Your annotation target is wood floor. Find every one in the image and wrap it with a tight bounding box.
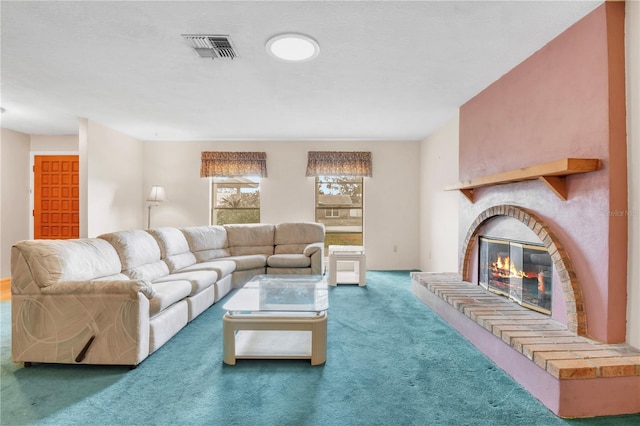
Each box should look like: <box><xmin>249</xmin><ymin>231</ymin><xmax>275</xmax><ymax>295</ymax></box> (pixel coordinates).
<box><xmin>0</xmin><ymin>278</ymin><xmax>11</xmax><ymax>301</ymax></box>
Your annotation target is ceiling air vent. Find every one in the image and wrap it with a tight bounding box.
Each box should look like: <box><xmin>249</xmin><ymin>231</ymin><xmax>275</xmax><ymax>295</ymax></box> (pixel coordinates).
<box><xmin>182</xmin><ymin>35</ymin><xmax>237</xmax><ymax>60</ymax></box>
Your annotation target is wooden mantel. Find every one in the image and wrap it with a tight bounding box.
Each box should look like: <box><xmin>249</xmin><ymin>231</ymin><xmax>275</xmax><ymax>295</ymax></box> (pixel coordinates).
<box><xmin>445</xmin><ymin>158</ymin><xmax>601</xmax><ymax>203</ymax></box>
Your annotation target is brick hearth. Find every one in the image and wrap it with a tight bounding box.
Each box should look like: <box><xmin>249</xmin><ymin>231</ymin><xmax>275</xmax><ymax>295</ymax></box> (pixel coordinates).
<box><xmin>411</xmin><ymin>272</ymin><xmax>640</xmax><ymax>417</ymax></box>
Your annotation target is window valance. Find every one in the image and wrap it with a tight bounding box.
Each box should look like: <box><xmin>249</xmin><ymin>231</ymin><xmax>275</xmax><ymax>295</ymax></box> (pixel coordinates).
<box><xmin>305</xmin><ymin>151</ymin><xmax>372</xmax><ymax>177</ymax></box>
<box><xmin>200</xmin><ymin>151</ymin><xmax>267</xmax><ymax>178</ymax></box>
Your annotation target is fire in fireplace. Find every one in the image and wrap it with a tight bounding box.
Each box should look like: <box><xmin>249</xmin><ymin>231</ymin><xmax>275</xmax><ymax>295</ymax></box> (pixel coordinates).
<box><xmin>478</xmin><ymin>236</ymin><xmax>553</xmax><ymax>314</ymax></box>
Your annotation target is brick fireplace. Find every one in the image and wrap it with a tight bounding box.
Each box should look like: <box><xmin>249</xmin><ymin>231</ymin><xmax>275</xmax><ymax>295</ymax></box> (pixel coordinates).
<box><xmin>413</xmin><ymin>2</ymin><xmax>639</xmax><ymax>418</ymax></box>
<box><xmin>455</xmin><ymin>1</ymin><xmax>628</xmax><ymax>345</ymax></box>
<box><xmin>459</xmin><ymin>205</ymin><xmax>585</xmax><ymax>335</ymax></box>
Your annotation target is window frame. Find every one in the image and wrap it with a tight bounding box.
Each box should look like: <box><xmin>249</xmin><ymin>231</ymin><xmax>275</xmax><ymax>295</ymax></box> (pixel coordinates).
<box><xmin>314</xmin><ymin>176</ymin><xmax>364</xmax><ymax>249</ymax></box>
<box><xmin>210</xmin><ymin>176</ymin><xmax>261</xmax><ymax>225</ymax></box>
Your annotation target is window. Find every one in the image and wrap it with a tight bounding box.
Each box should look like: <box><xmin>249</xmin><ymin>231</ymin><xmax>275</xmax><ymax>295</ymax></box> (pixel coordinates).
<box><xmin>306</xmin><ymin>151</ymin><xmax>370</xmax><ymax>250</ymax></box>
<box><xmin>325</xmin><ymin>208</ymin><xmax>340</xmax><ymax>218</ymax></box>
<box><xmin>315</xmin><ymin>176</ymin><xmax>363</xmax><ymax>248</ymax></box>
<box><xmin>211</xmin><ymin>176</ymin><xmax>260</xmax><ymax>225</ymax></box>
<box><xmin>200</xmin><ymin>151</ymin><xmax>267</xmax><ymax>225</ymax></box>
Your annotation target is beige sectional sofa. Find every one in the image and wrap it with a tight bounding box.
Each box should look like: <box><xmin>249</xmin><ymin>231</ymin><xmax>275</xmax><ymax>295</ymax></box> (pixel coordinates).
<box><xmin>10</xmin><ymin>222</ymin><xmax>325</xmax><ymax>367</ymax></box>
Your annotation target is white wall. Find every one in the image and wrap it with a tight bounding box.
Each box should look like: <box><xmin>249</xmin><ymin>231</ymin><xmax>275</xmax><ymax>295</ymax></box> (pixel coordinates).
<box><xmin>143</xmin><ymin>140</ymin><xmax>421</xmax><ymax>270</ymax></box>
<box><xmin>79</xmin><ymin>119</ymin><xmax>89</xmax><ymax>237</ymax></box>
<box><xmin>626</xmin><ymin>0</ymin><xmax>639</xmax><ymax>348</ymax></box>
<box><xmin>0</xmin><ymin>129</ymin><xmax>30</xmax><ymax>277</ymax></box>
<box><xmin>83</xmin><ymin>120</ymin><xmax>144</xmax><ymax>237</ymax></box>
<box><xmin>419</xmin><ymin>116</ymin><xmax>460</xmax><ymax>273</ymax></box>
<box><xmin>30</xmin><ymin>135</ymin><xmax>78</xmax><ymax>152</ymax></box>
<box><xmin>1</xmin><ymin>131</ymin><xmax>81</xmax><ymax>276</ymax></box>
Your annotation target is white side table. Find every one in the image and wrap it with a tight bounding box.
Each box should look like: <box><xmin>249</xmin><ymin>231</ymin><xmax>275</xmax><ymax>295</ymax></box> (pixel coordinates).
<box><xmin>327</xmin><ymin>245</ymin><xmax>366</xmax><ymax>287</ymax></box>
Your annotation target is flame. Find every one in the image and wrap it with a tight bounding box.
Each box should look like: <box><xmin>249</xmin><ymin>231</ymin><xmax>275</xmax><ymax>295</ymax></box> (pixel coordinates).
<box><xmin>510</xmin><ymin>260</ymin><xmax>518</xmax><ymax>277</ymax></box>
<box><xmin>491</xmin><ymin>255</ymin><xmax>538</xmax><ymax>279</ymax></box>
<box><xmin>537</xmin><ymin>272</ymin><xmax>546</xmax><ymax>295</ymax></box>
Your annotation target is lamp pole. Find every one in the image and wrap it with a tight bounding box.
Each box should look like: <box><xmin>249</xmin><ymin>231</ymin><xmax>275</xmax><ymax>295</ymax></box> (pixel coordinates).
<box><xmin>146</xmin><ymin>185</ymin><xmax>166</xmax><ymax>229</ymax></box>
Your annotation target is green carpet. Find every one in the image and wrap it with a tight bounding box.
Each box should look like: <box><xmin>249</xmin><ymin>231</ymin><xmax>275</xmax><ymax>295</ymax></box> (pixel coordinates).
<box><xmin>1</xmin><ymin>271</ymin><xmax>638</xmax><ymax>425</ymax></box>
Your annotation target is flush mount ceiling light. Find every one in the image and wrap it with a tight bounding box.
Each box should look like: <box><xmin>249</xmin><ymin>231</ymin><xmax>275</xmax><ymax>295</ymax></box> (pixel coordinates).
<box><xmin>266</xmin><ymin>33</ymin><xmax>320</xmax><ymax>62</ymax></box>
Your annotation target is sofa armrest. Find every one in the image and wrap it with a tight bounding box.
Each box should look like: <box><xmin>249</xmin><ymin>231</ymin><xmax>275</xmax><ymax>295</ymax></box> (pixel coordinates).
<box><xmin>40</xmin><ymin>279</ymin><xmax>156</xmax><ymax>299</ymax></box>
<box><xmin>304</xmin><ymin>243</ymin><xmax>325</xmax><ymax>275</ymax></box>
<box><xmin>12</xmin><ymin>285</ymin><xmax>152</xmax><ymax>366</ymax></box>
<box><xmin>303</xmin><ymin>242</ymin><xmax>324</xmax><ymax>257</ymax></box>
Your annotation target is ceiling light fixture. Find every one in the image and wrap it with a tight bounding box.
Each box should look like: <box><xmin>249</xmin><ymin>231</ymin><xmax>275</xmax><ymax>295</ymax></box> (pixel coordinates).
<box><xmin>266</xmin><ymin>33</ymin><xmax>319</xmax><ymax>62</ymax></box>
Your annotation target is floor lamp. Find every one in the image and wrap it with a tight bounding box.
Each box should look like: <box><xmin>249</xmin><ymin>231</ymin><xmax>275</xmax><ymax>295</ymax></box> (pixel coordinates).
<box><xmin>147</xmin><ymin>185</ymin><xmax>167</xmax><ymax>229</ymax></box>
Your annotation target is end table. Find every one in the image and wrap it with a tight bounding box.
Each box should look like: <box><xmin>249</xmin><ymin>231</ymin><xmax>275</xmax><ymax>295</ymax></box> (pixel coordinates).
<box><xmin>327</xmin><ymin>245</ymin><xmax>366</xmax><ymax>286</ymax></box>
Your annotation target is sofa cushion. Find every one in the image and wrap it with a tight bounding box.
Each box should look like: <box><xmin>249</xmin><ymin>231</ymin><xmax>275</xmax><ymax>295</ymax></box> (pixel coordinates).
<box><xmin>181</xmin><ymin>226</ymin><xmax>230</xmax><ymax>262</ymax></box>
<box><xmin>267</xmin><ymin>254</ymin><xmax>312</xmax><ymax>268</ymax></box>
<box><xmin>11</xmin><ymin>238</ymin><xmax>123</xmax><ymax>289</ymax></box>
<box><xmin>267</xmin><ymin>267</ymin><xmax>313</xmax><ymax>275</ymax></box>
<box><xmin>226</xmin><ymin>224</ymin><xmax>274</xmax><ymax>256</ymax></box>
<box><xmin>225</xmin><ymin>254</ymin><xmax>268</xmax><ymax>271</ymax></box>
<box><xmin>99</xmin><ymin>230</ymin><xmax>169</xmax><ymax>281</ymax></box>
<box><xmin>152</xmin><ymin>270</ymin><xmax>218</xmax><ymax>296</ymax></box>
<box><xmin>149</xmin><ymin>280</ymin><xmax>192</xmax><ymax>317</ymax></box>
<box><xmin>146</xmin><ymin>227</ymin><xmax>197</xmax><ymax>272</ymax></box>
<box><xmin>177</xmin><ymin>260</ymin><xmax>236</xmax><ymax>278</ymax></box>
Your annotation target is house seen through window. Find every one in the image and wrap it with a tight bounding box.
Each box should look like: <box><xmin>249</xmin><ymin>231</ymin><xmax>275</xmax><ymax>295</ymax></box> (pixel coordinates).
<box><xmin>315</xmin><ymin>176</ymin><xmax>363</xmax><ymax>249</ymax></box>
<box><xmin>211</xmin><ymin>177</ymin><xmax>260</xmax><ymax>225</ymax></box>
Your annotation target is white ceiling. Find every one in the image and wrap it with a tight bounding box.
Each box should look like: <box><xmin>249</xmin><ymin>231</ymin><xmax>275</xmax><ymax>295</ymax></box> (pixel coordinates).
<box><xmin>0</xmin><ymin>0</ymin><xmax>602</xmax><ymax>142</ymax></box>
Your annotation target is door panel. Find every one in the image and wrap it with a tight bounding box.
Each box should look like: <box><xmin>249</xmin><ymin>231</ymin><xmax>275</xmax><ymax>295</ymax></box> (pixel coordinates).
<box><xmin>34</xmin><ymin>155</ymin><xmax>79</xmax><ymax>239</ymax></box>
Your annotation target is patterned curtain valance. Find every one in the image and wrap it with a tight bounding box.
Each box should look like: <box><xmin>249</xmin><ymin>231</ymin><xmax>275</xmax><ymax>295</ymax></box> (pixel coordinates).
<box><xmin>305</xmin><ymin>151</ymin><xmax>372</xmax><ymax>177</ymax></box>
<box><xmin>200</xmin><ymin>151</ymin><xmax>267</xmax><ymax>178</ymax></box>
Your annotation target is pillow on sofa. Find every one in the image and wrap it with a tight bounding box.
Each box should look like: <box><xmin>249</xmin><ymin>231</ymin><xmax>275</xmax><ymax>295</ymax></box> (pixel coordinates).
<box><xmin>274</xmin><ymin>222</ymin><xmax>325</xmax><ymax>254</ymax></box>
<box><xmin>99</xmin><ymin>230</ymin><xmax>170</xmax><ymax>281</ymax></box>
<box><xmin>180</xmin><ymin>226</ymin><xmax>230</xmax><ymax>262</ymax></box>
<box><xmin>225</xmin><ymin>223</ymin><xmax>275</xmax><ymax>256</ymax></box>
<box><xmin>11</xmin><ymin>238</ymin><xmax>124</xmax><ymax>290</ymax></box>
<box><xmin>146</xmin><ymin>227</ymin><xmax>197</xmax><ymax>273</ymax></box>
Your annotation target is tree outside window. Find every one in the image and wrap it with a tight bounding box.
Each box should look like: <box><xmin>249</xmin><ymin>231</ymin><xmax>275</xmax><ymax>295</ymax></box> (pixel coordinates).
<box><xmin>211</xmin><ymin>177</ymin><xmax>260</xmax><ymax>225</ymax></box>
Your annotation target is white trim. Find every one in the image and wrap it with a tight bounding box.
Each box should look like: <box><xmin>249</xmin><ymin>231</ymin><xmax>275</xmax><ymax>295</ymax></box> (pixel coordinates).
<box><xmin>209</xmin><ymin>176</ymin><xmax>213</xmax><ymax>225</ymax></box>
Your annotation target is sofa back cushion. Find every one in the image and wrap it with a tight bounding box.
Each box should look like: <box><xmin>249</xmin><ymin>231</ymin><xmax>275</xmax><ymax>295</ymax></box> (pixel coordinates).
<box><xmin>181</xmin><ymin>226</ymin><xmax>230</xmax><ymax>262</ymax></box>
<box><xmin>99</xmin><ymin>230</ymin><xmax>169</xmax><ymax>280</ymax></box>
<box><xmin>146</xmin><ymin>227</ymin><xmax>197</xmax><ymax>272</ymax></box>
<box><xmin>274</xmin><ymin>222</ymin><xmax>325</xmax><ymax>254</ymax></box>
<box><xmin>11</xmin><ymin>238</ymin><xmax>123</xmax><ymax>291</ymax></box>
<box><xmin>225</xmin><ymin>223</ymin><xmax>275</xmax><ymax>256</ymax></box>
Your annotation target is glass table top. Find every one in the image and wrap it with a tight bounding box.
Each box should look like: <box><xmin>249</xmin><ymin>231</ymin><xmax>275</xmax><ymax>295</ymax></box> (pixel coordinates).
<box><xmin>222</xmin><ymin>274</ymin><xmax>329</xmax><ymax>313</ymax></box>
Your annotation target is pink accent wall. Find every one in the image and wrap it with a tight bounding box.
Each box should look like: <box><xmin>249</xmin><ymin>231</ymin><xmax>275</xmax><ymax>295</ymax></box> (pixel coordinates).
<box><xmin>458</xmin><ymin>3</ymin><xmax>627</xmax><ymax>343</ymax></box>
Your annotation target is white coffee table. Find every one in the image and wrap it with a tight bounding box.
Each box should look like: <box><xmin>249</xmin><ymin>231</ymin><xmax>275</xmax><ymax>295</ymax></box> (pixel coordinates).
<box><xmin>222</xmin><ymin>274</ymin><xmax>329</xmax><ymax>365</ymax></box>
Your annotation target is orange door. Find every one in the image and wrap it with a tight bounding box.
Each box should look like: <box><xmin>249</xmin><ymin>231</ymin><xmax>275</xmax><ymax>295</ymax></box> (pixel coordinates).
<box><xmin>34</xmin><ymin>155</ymin><xmax>80</xmax><ymax>239</ymax></box>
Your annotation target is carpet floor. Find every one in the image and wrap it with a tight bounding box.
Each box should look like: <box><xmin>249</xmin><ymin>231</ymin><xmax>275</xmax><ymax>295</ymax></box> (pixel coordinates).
<box><xmin>1</xmin><ymin>271</ymin><xmax>638</xmax><ymax>425</ymax></box>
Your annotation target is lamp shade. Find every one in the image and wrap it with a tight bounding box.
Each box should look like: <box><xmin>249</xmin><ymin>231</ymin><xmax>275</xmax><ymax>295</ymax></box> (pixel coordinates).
<box><xmin>147</xmin><ymin>185</ymin><xmax>167</xmax><ymax>203</ymax></box>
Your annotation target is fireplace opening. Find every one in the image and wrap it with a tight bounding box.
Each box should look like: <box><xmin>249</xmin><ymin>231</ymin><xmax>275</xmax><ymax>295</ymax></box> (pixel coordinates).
<box><xmin>478</xmin><ymin>236</ymin><xmax>553</xmax><ymax>315</ymax></box>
